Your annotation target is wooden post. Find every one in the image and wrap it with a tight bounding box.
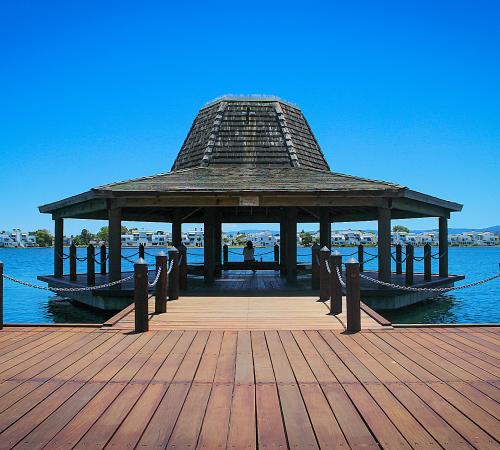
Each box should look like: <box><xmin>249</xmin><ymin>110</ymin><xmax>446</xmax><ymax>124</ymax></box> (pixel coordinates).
<box><xmin>214</xmin><ymin>218</ymin><xmax>222</xmax><ymax>277</ymax></box>
<box><xmin>329</xmin><ymin>252</ymin><xmax>343</xmax><ymax>315</ymax></box>
<box><xmin>54</xmin><ymin>217</ymin><xmax>64</xmax><ymax>278</ymax></box>
<box><xmin>155</xmin><ymin>251</ymin><xmax>167</xmax><ymax>314</ymax></box>
<box><xmin>134</xmin><ymin>258</ymin><xmax>149</xmax><ymax>333</ymax></box>
<box><xmin>345</xmin><ymin>258</ymin><xmax>361</xmax><ymax>332</ymax></box>
<box><xmin>274</xmin><ymin>244</ymin><xmax>279</xmax><ymax>269</ymax></box>
<box><xmin>178</xmin><ymin>243</ymin><xmax>188</xmax><ymax>290</ymax></box>
<box><xmin>69</xmin><ymin>243</ymin><xmax>77</xmax><ymax>281</ymax></box>
<box><xmin>87</xmin><ymin>244</ymin><xmax>95</xmax><ymax>286</ymax></box>
<box><xmin>100</xmin><ymin>244</ymin><xmax>107</xmax><ymax>275</ymax></box>
<box><xmin>378</xmin><ymin>207</ymin><xmax>391</xmax><ymax>282</ymax></box>
<box><xmin>319</xmin><ymin>246</ymin><xmax>331</xmax><ymax>301</ymax></box>
<box><xmin>168</xmin><ymin>247</ymin><xmax>180</xmax><ymax>300</ymax></box>
<box><xmin>439</xmin><ymin>217</ymin><xmax>449</xmax><ymax>278</ymax></box>
<box><xmin>279</xmin><ymin>215</ymin><xmax>287</xmax><ymax>277</ymax></box>
<box><xmin>424</xmin><ymin>243</ymin><xmax>432</xmax><ymax>281</ymax></box>
<box><xmin>319</xmin><ymin>209</ymin><xmax>331</xmax><ymax>249</ymax></box>
<box><xmin>204</xmin><ymin>209</ymin><xmax>215</xmax><ymax>284</ymax></box>
<box><xmin>0</xmin><ymin>261</ymin><xmax>3</xmax><ymax>330</ymax></box>
<box><xmin>223</xmin><ymin>244</ymin><xmax>229</xmax><ymax>268</ymax></box>
<box><xmin>172</xmin><ymin>219</ymin><xmax>182</xmax><ymax>247</ymax></box>
<box><xmin>395</xmin><ymin>244</ymin><xmax>402</xmax><ymax>274</ymax></box>
<box><xmin>285</xmin><ymin>207</ymin><xmax>298</xmax><ymax>284</ymax></box>
<box><xmin>405</xmin><ymin>244</ymin><xmax>414</xmax><ymax>285</ymax></box>
<box><xmin>139</xmin><ymin>243</ymin><xmax>145</xmax><ymax>259</ymax></box>
<box><xmin>311</xmin><ymin>243</ymin><xmax>320</xmax><ymax>289</ymax></box>
<box><xmin>108</xmin><ymin>206</ymin><xmax>122</xmax><ymax>285</ymax></box>
<box><xmin>358</xmin><ymin>244</ymin><xmax>364</xmax><ymax>272</ymax></box>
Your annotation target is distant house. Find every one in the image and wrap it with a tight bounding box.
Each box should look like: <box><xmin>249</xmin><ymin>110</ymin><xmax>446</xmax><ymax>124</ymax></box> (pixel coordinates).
<box><xmin>0</xmin><ymin>229</ymin><xmax>37</xmax><ymax>247</ymax></box>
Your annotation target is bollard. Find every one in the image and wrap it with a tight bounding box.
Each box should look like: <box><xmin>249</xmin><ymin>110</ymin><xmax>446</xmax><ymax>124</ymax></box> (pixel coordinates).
<box><xmin>139</xmin><ymin>243</ymin><xmax>145</xmax><ymax>259</ymax></box>
<box><xmin>274</xmin><ymin>244</ymin><xmax>280</xmax><ymax>269</ymax></box>
<box><xmin>329</xmin><ymin>252</ymin><xmax>343</xmax><ymax>315</ymax></box>
<box><xmin>223</xmin><ymin>244</ymin><xmax>229</xmax><ymax>269</ymax></box>
<box><xmin>168</xmin><ymin>247</ymin><xmax>180</xmax><ymax>300</ymax></box>
<box><xmin>395</xmin><ymin>244</ymin><xmax>402</xmax><ymax>275</ymax></box>
<box><xmin>319</xmin><ymin>246</ymin><xmax>331</xmax><ymax>301</ymax></box>
<box><xmin>134</xmin><ymin>258</ymin><xmax>149</xmax><ymax>333</ymax></box>
<box><xmin>69</xmin><ymin>243</ymin><xmax>77</xmax><ymax>281</ymax></box>
<box><xmin>155</xmin><ymin>251</ymin><xmax>168</xmax><ymax>314</ymax></box>
<box><xmin>178</xmin><ymin>244</ymin><xmax>188</xmax><ymax>290</ymax></box>
<box><xmin>424</xmin><ymin>243</ymin><xmax>432</xmax><ymax>281</ymax></box>
<box><xmin>345</xmin><ymin>258</ymin><xmax>361</xmax><ymax>333</ymax></box>
<box><xmin>100</xmin><ymin>244</ymin><xmax>107</xmax><ymax>275</ymax></box>
<box><xmin>87</xmin><ymin>244</ymin><xmax>95</xmax><ymax>286</ymax></box>
<box><xmin>405</xmin><ymin>244</ymin><xmax>414</xmax><ymax>286</ymax></box>
<box><xmin>311</xmin><ymin>243</ymin><xmax>320</xmax><ymax>289</ymax></box>
<box><xmin>0</xmin><ymin>261</ymin><xmax>3</xmax><ymax>330</ymax></box>
<box><xmin>358</xmin><ymin>244</ymin><xmax>364</xmax><ymax>272</ymax></box>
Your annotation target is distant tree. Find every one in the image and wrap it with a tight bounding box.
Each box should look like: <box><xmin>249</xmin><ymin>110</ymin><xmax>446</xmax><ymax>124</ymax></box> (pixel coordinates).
<box><xmin>393</xmin><ymin>225</ymin><xmax>410</xmax><ymax>233</ymax></box>
<box><xmin>73</xmin><ymin>229</ymin><xmax>95</xmax><ymax>246</ymax></box>
<box><xmin>35</xmin><ymin>229</ymin><xmax>53</xmax><ymax>247</ymax></box>
<box><xmin>95</xmin><ymin>225</ymin><xmax>128</xmax><ymax>244</ymax></box>
<box><xmin>299</xmin><ymin>231</ymin><xmax>313</xmax><ymax>246</ymax></box>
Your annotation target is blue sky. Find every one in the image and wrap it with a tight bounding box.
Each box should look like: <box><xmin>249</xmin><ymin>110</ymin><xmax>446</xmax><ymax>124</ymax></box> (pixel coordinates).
<box><xmin>0</xmin><ymin>1</ymin><xmax>498</xmax><ymax>235</ymax></box>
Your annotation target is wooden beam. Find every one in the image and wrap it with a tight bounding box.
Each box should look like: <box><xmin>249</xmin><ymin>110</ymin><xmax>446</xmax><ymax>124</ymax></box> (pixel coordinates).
<box><xmin>285</xmin><ymin>207</ymin><xmax>298</xmax><ymax>284</ymax></box>
<box><xmin>391</xmin><ymin>198</ymin><xmax>450</xmax><ymax>218</ymax></box>
<box><xmin>319</xmin><ymin>209</ymin><xmax>331</xmax><ymax>249</ymax></box>
<box><xmin>378</xmin><ymin>207</ymin><xmax>391</xmax><ymax>282</ymax></box>
<box><xmin>52</xmin><ymin>198</ymin><xmax>108</xmax><ymax>219</ymax></box>
<box><xmin>108</xmin><ymin>206</ymin><xmax>122</xmax><ymax>284</ymax></box>
<box><xmin>54</xmin><ymin>218</ymin><xmax>64</xmax><ymax>277</ymax></box>
<box><xmin>439</xmin><ymin>217</ymin><xmax>449</xmax><ymax>277</ymax></box>
<box><xmin>204</xmin><ymin>209</ymin><xmax>215</xmax><ymax>284</ymax></box>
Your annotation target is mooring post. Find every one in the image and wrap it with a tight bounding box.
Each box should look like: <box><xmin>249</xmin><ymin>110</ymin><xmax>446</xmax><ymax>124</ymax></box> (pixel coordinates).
<box><xmin>405</xmin><ymin>244</ymin><xmax>414</xmax><ymax>285</ymax></box>
<box><xmin>69</xmin><ymin>243</ymin><xmax>77</xmax><ymax>281</ymax></box>
<box><xmin>395</xmin><ymin>244</ymin><xmax>402</xmax><ymax>274</ymax></box>
<box><xmin>168</xmin><ymin>247</ymin><xmax>180</xmax><ymax>300</ymax></box>
<box><xmin>311</xmin><ymin>243</ymin><xmax>320</xmax><ymax>289</ymax></box>
<box><xmin>139</xmin><ymin>243</ymin><xmax>145</xmax><ymax>259</ymax></box>
<box><xmin>155</xmin><ymin>251</ymin><xmax>167</xmax><ymax>314</ymax></box>
<box><xmin>100</xmin><ymin>244</ymin><xmax>107</xmax><ymax>275</ymax></box>
<box><xmin>319</xmin><ymin>246</ymin><xmax>331</xmax><ymax>301</ymax></box>
<box><xmin>223</xmin><ymin>244</ymin><xmax>229</xmax><ymax>268</ymax></box>
<box><xmin>0</xmin><ymin>261</ymin><xmax>3</xmax><ymax>330</ymax></box>
<box><xmin>178</xmin><ymin>243</ymin><xmax>188</xmax><ymax>291</ymax></box>
<box><xmin>87</xmin><ymin>244</ymin><xmax>95</xmax><ymax>286</ymax></box>
<box><xmin>134</xmin><ymin>258</ymin><xmax>149</xmax><ymax>333</ymax></box>
<box><xmin>358</xmin><ymin>244</ymin><xmax>364</xmax><ymax>272</ymax></box>
<box><xmin>424</xmin><ymin>243</ymin><xmax>432</xmax><ymax>281</ymax></box>
<box><xmin>345</xmin><ymin>258</ymin><xmax>361</xmax><ymax>333</ymax></box>
<box><xmin>329</xmin><ymin>251</ymin><xmax>343</xmax><ymax>315</ymax></box>
<box><xmin>274</xmin><ymin>244</ymin><xmax>280</xmax><ymax>269</ymax></box>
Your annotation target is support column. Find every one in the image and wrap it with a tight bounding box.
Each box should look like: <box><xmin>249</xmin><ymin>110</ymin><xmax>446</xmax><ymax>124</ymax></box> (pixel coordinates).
<box><xmin>204</xmin><ymin>209</ymin><xmax>215</xmax><ymax>284</ymax></box>
<box><xmin>214</xmin><ymin>217</ymin><xmax>222</xmax><ymax>276</ymax></box>
<box><xmin>377</xmin><ymin>207</ymin><xmax>391</xmax><ymax>282</ymax></box>
<box><xmin>54</xmin><ymin>217</ymin><xmax>64</xmax><ymax>277</ymax></box>
<box><xmin>439</xmin><ymin>216</ymin><xmax>449</xmax><ymax>277</ymax></box>
<box><xmin>319</xmin><ymin>209</ymin><xmax>331</xmax><ymax>249</ymax></box>
<box><xmin>172</xmin><ymin>218</ymin><xmax>182</xmax><ymax>247</ymax></box>
<box><xmin>109</xmin><ymin>206</ymin><xmax>122</xmax><ymax>284</ymax></box>
<box><xmin>279</xmin><ymin>215</ymin><xmax>287</xmax><ymax>277</ymax></box>
<box><xmin>285</xmin><ymin>207</ymin><xmax>298</xmax><ymax>284</ymax></box>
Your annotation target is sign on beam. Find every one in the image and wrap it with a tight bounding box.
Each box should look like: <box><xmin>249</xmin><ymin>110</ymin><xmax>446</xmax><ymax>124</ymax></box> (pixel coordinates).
<box><xmin>239</xmin><ymin>196</ymin><xmax>260</xmax><ymax>207</ymax></box>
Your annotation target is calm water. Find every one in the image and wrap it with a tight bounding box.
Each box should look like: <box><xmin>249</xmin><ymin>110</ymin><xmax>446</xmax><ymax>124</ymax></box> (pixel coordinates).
<box><xmin>1</xmin><ymin>246</ymin><xmax>499</xmax><ymax>324</ymax></box>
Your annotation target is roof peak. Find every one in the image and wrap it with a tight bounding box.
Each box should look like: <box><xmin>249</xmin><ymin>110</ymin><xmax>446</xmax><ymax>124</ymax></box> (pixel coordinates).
<box><xmin>202</xmin><ymin>95</ymin><xmax>297</xmax><ymax>109</ymax></box>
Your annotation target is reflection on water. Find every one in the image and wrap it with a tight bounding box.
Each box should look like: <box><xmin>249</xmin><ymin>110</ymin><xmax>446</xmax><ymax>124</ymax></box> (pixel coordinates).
<box><xmin>381</xmin><ymin>295</ymin><xmax>461</xmax><ymax>324</ymax></box>
<box><xmin>44</xmin><ymin>296</ymin><xmax>116</xmax><ymax>324</ymax></box>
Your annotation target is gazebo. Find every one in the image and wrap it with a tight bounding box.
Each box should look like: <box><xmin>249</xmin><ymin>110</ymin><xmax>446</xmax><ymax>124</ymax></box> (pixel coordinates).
<box><xmin>39</xmin><ymin>96</ymin><xmax>462</xmax><ymax>288</ymax></box>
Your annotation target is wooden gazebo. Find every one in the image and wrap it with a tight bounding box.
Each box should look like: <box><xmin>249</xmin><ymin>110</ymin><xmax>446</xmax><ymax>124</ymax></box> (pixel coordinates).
<box><xmin>39</xmin><ymin>96</ymin><xmax>462</xmax><ymax>287</ymax></box>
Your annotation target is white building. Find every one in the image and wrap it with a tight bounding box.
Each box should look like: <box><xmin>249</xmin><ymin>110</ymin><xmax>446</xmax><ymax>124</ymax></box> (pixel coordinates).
<box><xmin>183</xmin><ymin>228</ymin><xmax>204</xmax><ymax>247</ymax></box>
<box><xmin>0</xmin><ymin>230</ymin><xmax>37</xmax><ymax>247</ymax></box>
<box><xmin>121</xmin><ymin>230</ymin><xmax>171</xmax><ymax>247</ymax></box>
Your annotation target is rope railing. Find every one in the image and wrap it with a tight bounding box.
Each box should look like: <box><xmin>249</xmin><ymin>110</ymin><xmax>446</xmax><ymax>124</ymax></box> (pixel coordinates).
<box><xmin>335</xmin><ymin>265</ymin><xmax>346</xmax><ymax>288</ymax></box>
<box><xmin>324</xmin><ymin>260</ymin><xmax>331</xmax><ymax>275</ymax></box>
<box><xmin>359</xmin><ymin>270</ymin><xmax>500</xmax><ymax>293</ymax></box>
<box><xmin>1</xmin><ymin>273</ymin><xmax>133</xmax><ymax>292</ymax></box>
<box><xmin>148</xmin><ymin>266</ymin><xmax>162</xmax><ymax>288</ymax></box>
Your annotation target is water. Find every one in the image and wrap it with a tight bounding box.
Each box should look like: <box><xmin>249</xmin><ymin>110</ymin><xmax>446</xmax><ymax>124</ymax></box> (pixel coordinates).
<box><xmin>1</xmin><ymin>246</ymin><xmax>499</xmax><ymax>324</ymax></box>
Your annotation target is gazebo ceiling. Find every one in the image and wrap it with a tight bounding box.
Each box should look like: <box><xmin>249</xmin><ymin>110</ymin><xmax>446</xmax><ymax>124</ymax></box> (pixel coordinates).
<box><xmin>39</xmin><ymin>96</ymin><xmax>463</xmax><ymax>220</ymax></box>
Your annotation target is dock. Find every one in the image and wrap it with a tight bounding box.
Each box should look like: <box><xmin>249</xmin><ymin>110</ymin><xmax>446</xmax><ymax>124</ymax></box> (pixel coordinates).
<box><xmin>0</xmin><ymin>324</ymin><xmax>498</xmax><ymax>449</ymax></box>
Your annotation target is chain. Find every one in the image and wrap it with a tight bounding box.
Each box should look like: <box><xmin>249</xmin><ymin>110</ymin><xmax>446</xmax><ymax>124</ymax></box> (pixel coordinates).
<box><xmin>363</xmin><ymin>251</ymin><xmax>378</xmax><ymax>257</ymax></box>
<box><xmin>359</xmin><ymin>272</ymin><xmax>500</xmax><ymax>293</ymax></box>
<box><xmin>391</xmin><ymin>253</ymin><xmax>407</xmax><ymax>263</ymax></box>
<box><xmin>431</xmin><ymin>249</ymin><xmax>448</xmax><ymax>260</ymax></box>
<box><xmin>336</xmin><ymin>265</ymin><xmax>346</xmax><ymax>287</ymax></box>
<box><xmin>56</xmin><ymin>252</ymin><xmax>71</xmax><ymax>260</ymax></box>
<box><xmin>148</xmin><ymin>266</ymin><xmax>162</xmax><ymax>287</ymax></box>
<box><xmin>324</xmin><ymin>260</ymin><xmax>331</xmax><ymax>275</ymax></box>
<box><xmin>2</xmin><ymin>273</ymin><xmax>134</xmax><ymax>292</ymax></box>
<box><xmin>167</xmin><ymin>259</ymin><xmax>174</xmax><ymax>275</ymax></box>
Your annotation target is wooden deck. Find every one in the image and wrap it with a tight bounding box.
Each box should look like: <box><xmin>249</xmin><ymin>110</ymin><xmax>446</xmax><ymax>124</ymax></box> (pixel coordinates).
<box><xmin>109</xmin><ymin>295</ymin><xmax>388</xmax><ymax>330</ymax></box>
<box><xmin>0</xmin><ymin>326</ymin><xmax>499</xmax><ymax>449</ymax></box>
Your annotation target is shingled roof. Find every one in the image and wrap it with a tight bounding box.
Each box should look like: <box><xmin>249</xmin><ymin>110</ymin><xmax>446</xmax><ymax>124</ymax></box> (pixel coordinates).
<box><xmin>171</xmin><ymin>97</ymin><xmax>330</xmax><ymax>171</ymax></box>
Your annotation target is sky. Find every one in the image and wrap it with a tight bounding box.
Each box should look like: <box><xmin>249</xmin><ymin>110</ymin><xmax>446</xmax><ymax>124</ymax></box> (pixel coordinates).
<box><xmin>0</xmin><ymin>0</ymin><xmax>499</xmax><ymax>235</ymax></box>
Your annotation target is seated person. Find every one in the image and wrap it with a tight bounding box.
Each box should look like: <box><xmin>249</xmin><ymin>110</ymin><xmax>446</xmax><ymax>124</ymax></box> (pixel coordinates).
<box><xmin>243</xmin><ymin>241</ymin><xmax>256</xmax><ymax>273</ymax></box>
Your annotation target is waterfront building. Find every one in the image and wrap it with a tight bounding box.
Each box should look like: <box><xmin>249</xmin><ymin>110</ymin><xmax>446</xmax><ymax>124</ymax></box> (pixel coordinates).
<box><xmin>0</xmin><ymin>229</ymin><xmax>37</xmax><ymax>247</ymax></box>
<box><xmin>121</xmin><ymin>230</ymin><xmax>171</xmax><ymax>246</ymax></box>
